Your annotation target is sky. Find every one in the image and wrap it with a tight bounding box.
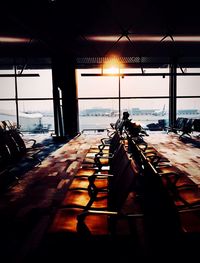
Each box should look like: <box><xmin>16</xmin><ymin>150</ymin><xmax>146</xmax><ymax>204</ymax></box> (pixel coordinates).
<box><xmin>77</xmin><ymin>68</ymin><xmax>200</xmax><ymax>111</ymax></box>
<box><xmin>0</xmin><ymin>69</ymin><xmax>53</xmax><ymax>112</ymax></box>
<box><xmin>0</xmin><ymin>67</ymin><xmax>200</xmax><ymax>114</ymax></box>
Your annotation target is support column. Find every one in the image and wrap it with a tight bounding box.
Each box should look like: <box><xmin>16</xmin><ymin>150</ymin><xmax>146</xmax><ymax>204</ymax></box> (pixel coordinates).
<box><xmin>52</xmin><ymin>59</ymin><xmax>64</xmax><ymax>138</ymax></box>
<box><xmin>62</xmin><ymin>60</ymin><xmax>78</xmax><ymax>137</ymax></box>
<box><xmin>52</xmin><ymin>57</ymin><xmax>78</xmax><ymax>139</ymax></box>
<box><xmin>169</xmin><ymin>61</ymin><xmax>177</xmax><ymax>127</ymax></box>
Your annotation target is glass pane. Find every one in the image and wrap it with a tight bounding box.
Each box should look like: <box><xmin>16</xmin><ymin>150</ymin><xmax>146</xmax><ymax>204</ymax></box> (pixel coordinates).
<box><xmin>18</xmin><ymin>100</ymin><xmax>54</xmax><ymax>132</ymax></box>
<box><xmin>121</xmin><ymin>67</ymin><xmax>170</xmax><ymax>74</ymax></box>
<box><xmin>121</xmin><ymin>98</ymin><xmax>169</xmax><ymax>129</ymax></box>
<box><xmin>77</xmin><ymin>68</ymin><xmax>119</xmax><ymax>98</ymax></box>
<box><xmin>177</xmin><ymin>84</ymin><xmax>200</xmax><ymax>96</ymax></box>
<box><xmin>177</xmin><ymin>98</ymin><xmax>200</xmax><ymax>118</ymax></box>
<box><xmin>0</xmin><ymin>100</ymin><xmax>17</xmax><ymax>123</ymax></box>
<box><xmin>121</xmin><ymin>68</ymin><xmax>169</xmax><ymax>97</ymax></box>
<box><xmin>177</xmin><ymin>68</ymin><xmax>200</xmax><ymax>96</ymax></box>
<box><xmin>0</xmin><ymin>70</ymin><xmax>15</xmax><ymax>98</ymax></box>
<box><xmin>17</xmin><ymin>69</ymin><xmax>53</xmax><ymax>98</ymax></box>
<box><xmin>78</xmin><ymin>99</ymin><xmax>119</xmax><ymax>131</ymax></box>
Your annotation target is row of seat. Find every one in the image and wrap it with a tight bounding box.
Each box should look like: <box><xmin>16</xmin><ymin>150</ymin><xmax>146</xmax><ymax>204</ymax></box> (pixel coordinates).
<box><xmin>127</xmin><ymin>133</ymin><xmax>200</xmax><ymax>232</ymax></box>
<box><xmin>44</xmin><ymin>130</ymin><xmax>147</xmax><ymax>260</ymax></box>
<box><xmin>167</xmin><ymin>117</ymin><xmax>200</xmax><ymax>138</ymax></box>
<box><xmin>125</xmin><ymin>133</ymin><xmax>200</xmax><ymax>259</ymax></box>
<box><xmin>44</xmin><ymin>124</ymin><xmax>200</xmax><ymax>260</ymax></box>
<box><xmin>49</xmin><ymin>131</ymin><xmax>143</xmax><ymax>229</ymax></box>
<box><xmin>0</xmin><ymin>120</ymin><xmax>42</xmax><ymax>190</ymax></box>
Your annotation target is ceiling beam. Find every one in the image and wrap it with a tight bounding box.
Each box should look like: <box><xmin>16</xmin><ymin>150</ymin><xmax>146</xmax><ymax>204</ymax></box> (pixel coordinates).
<box><xmin>0</xmin><ymin>73</ymin><xmax>39</xmax><ymax>77</ymax></box>
<box><xmin>81</xmin><ymin>72</ymin><xmax>200</xmax><ymax>77</ymax></box>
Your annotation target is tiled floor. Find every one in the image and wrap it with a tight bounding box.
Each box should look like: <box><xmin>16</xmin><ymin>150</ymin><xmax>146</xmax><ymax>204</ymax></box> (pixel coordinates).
<box><xmin>0</xmin><ymin>133</ymin><xmax>104</xmax><ymax>262</ymax></box>
<box><xmin>0</xmin><ymin>131</ymin><xmax>199</xmax><ymax>262</ymax></box>
<box><xmin>145</xmin><ymin>131</ymin><xmax>200</xmax><ymax>185</ymax></box>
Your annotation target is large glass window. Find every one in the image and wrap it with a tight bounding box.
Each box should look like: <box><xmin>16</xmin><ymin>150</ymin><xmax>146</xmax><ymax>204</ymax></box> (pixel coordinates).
<box><xmin>0</xmin><ymin>70</ymin><xmax>15</xmax><ymax>98</ymax></box>
<box><xmin>177</xmin><ymin>68</ymin><xmax>200</xmax><ymax>96</ymax></box>
<box><xmin>77</xmin><ymin>67</ymin><xmax>170</xmax><ymax>131</ymax></box>
<box><xmin>0</xmin><ymin>68</ymin><xmax>54</xmax><ymax>133</ymax></box>
<box><xmin>18</xmin><ymin>100</ymin><xmax>54</xmax><ymax>132</ymax></box>
<box><xmin>17</xmin><ymin>69</ymin><xmax>53</xmax><ymax>98</ymax></box>
<box><xmin>78</xmin><ymin>99</ymin><xmax>119</xmax><ymax>130</ymax></box>
<box><xmin>177</xmin><ymin>68</ymin><xmax>200</xmax><ymax>119</ymax></box>
<box><xmin>121</xmin><ymin>68</ymin><xmax>169</xmax><ymax>97</ymax></box>
<box><xmin>77</xmin><ymin>68</ymin><xmax>119</xmax><ymax>98</ymax></box>
<box><xmin>121</xmin><ymin>98</ymin><xmax>169</xmax><ymax>128</ymax></box>
<box><xmin>0</xmin><ymin>101</ymin><xmax>17</xmax><ymax>123</ymax></box>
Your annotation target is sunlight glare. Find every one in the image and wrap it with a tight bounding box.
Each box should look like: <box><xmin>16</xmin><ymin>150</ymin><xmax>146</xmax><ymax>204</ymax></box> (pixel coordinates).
<box><xmin>104</xmin><ymin>66</ymin><xmax>119</xmax><ymax>74</ymax></box>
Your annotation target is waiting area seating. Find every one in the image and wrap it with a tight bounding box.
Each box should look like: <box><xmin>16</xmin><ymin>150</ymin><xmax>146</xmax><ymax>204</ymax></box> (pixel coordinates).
<box><xmin>127</xmin><ymin>132</ymin><xmax>200</xmax><ymax>259</ymax></box>
<box><xmin>167</xmin><ymin>117</ymin><xmax>200</xmax><ymax>138</ymax></box>
<box><xmin>0</xmin><ymin>122</ymin><xmax>199</xmax><ymax>262</ymax></box>
<box><xmin>42</xmin><ymin>126</ymin><xmax>200</xmax><ymax>260</ymax></box>
<box><xmin>0</xmin><ymin>120</ymin><xmax>43</xmax><ymax>191</ymax></box>
<box><xmin>45</xmin><ymin>133</ymin><xmax>145</xmax><ymax>261</ymax></box>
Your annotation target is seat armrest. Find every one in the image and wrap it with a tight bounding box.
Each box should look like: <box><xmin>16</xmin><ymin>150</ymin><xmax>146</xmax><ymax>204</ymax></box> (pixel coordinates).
<box><xmin>77</xmin><ymin>209</ymin><xmax>144</xmax><ymax>222</ymax></box>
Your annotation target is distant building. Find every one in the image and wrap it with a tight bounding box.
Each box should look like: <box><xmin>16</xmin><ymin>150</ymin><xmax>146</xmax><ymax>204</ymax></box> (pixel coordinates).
<box><xmin>177</xmin><ymin>109</ymin><xmax>199</xmax><ymax>115</ymax></box>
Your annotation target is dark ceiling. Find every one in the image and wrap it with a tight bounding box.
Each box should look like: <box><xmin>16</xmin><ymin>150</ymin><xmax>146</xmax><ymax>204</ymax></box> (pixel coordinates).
<box><xmin>1</xmin><ymin>0</ymin><xmax>200</xmax><ymax>68</ymax></box>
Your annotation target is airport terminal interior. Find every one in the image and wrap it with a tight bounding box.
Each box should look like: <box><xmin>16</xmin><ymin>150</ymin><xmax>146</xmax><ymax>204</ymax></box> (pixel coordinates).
<box><xmin>0</xmin><ymin>1</ymin><xmax>200</xmax><ymax>262</ymax></box>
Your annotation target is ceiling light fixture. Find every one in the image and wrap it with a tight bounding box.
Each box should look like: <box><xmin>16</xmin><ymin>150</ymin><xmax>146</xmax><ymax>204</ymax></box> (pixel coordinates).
<box><xmin>0</xmin><ymin>36</ymin><xmax>29</xmax><ymax>43</ymax></box>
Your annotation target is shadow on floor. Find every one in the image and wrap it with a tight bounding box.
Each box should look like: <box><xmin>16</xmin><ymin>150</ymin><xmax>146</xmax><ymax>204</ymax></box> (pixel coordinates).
<box><xmin>0</xmin><ymin>134</ymin><xmax>68</xmax><ymax>193</ymax></box>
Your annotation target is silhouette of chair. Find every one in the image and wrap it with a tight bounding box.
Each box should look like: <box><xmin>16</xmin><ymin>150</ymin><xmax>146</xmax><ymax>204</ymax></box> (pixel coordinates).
<box><xmin>2</xmin><ymin>120</ymin><xmax>36</xmax><ymax>147</ymax></box>
<box><xmin>46</xmin><ymin>155</ymin><xmax>144</xmax><ymax>262</ymax></box>
<box><xmin>76</xmin><ymin>159</ymin><xmax>143</xmax><ymax>235</ymax></box>
<box><xmin>60</xmin><ymin>143</ymin><xmax>130</xmax><ymax>208</ymax></box>
<box><xmin>128</xmin><ymin>135</ymin><xmax>195</xmax><ymax>192</ymax></box>
<box><xmin>179</xmin><ymin>118</ymin><xmax>195</xmax><ymax>138</ymax></box>
<box><xmin>167</xmin><ymin>117</ymin><xmax>188</xmax><ymax>135</ymax></box>
<box><xmin>69</xmin><ymin>143</ymin><xmax>128</xmax><ymax>192</ymax></box>
<box><xmin>82</xmin><ymin>131</ymin><xmax>122</xmax><ymax>169</ymax></box>
<box><xmin>127</xmin><ymin>135</ymin><xmax>170</xmax><ymax>170</ymax></box>
<box><xmin>1</xmin><ymin>121</ymin><xmax>42</xmax><ymax>164</ymax></box>
<box><xmin>193</xmin><ymin>119</ymin><xmax>200</xmax><ymax>137</ymax></box>
<box><xmin>86</xmin><ymin>129</ymin><xmax>122</xmax><ymax>155</ymax></box>
<box><xmin>140</xmin><ymin>146</ymin><xmax>200</xmax><ymax>236</ymax></box>
<box><xmin>140</xmin><ymin>156</ymin><xmax>182</xmax><ymax>258</ymax></box>
<box><xmin>0</xmin><ymin>121</ymin><xmax>43</xmax><ymax>190</ymax></box>
<box><xmin>48</xmin><ymin>149</ymin><xmax>143</xmax><ymax>238</ymax></box>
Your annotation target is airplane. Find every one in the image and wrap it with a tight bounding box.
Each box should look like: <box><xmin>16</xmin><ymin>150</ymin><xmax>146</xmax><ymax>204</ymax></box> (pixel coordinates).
<box><xmin>152</xmin><ymin>104</ymin><xmax>166</xmax><ymax>116</ymax></box>
<box><xmin>0</xmin><ymin>109</ymin><xmax>44</xmax><ymax>132</ymax></box>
